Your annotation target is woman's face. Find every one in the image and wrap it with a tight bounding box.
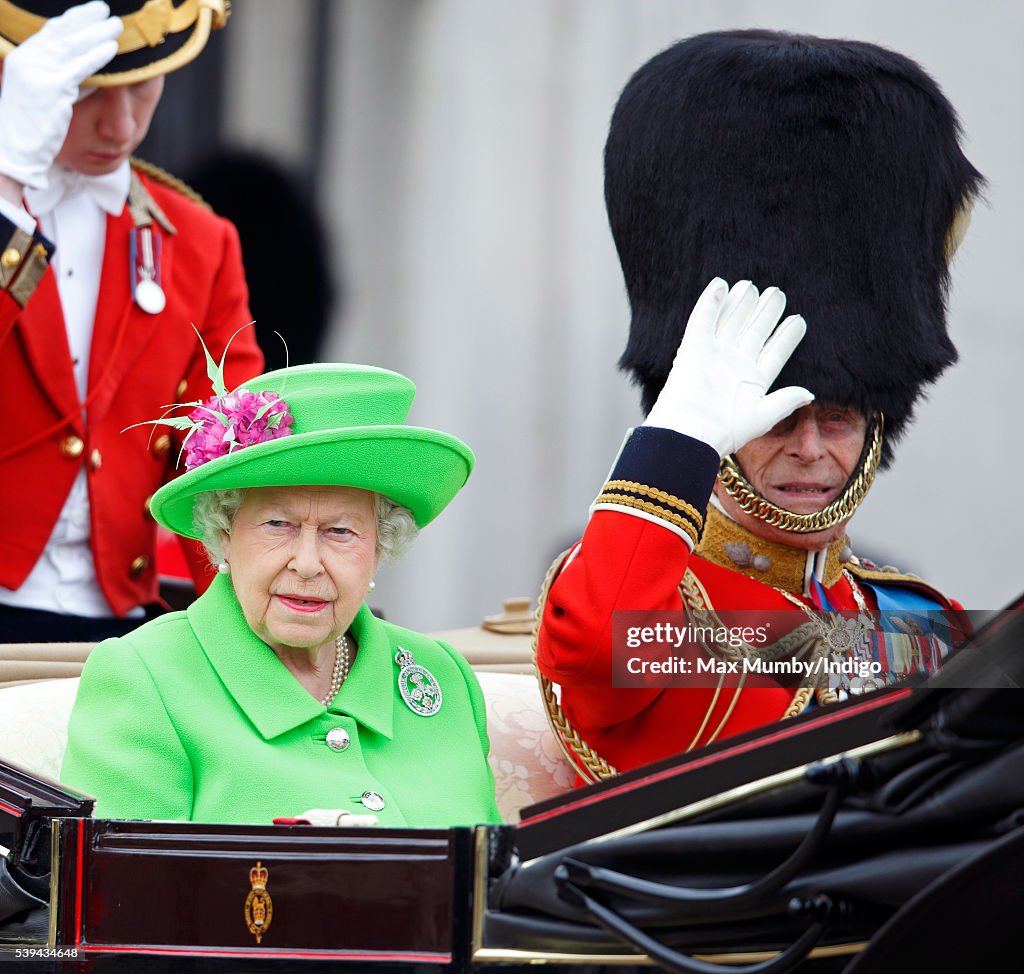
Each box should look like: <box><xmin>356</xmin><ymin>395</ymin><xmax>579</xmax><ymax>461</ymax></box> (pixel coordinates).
<box><xmin>221</xmin><ymin>485</ymin><xmax>379</xmax><ymax>654</ymax></box>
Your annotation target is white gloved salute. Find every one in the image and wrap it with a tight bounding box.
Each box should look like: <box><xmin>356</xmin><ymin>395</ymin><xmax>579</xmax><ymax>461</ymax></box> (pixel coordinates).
<box><xmin>0</xmin><ymin>1</ymin><xmax>121</xmax><ymax>190</ymax></box>
<box><xmin>642</xmin><ymin>277</ymin><xmax>814</xmax><ymax>458</ymax></box>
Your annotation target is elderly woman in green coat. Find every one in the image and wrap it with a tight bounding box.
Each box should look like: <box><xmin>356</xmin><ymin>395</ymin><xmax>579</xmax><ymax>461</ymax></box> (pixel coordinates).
<box><xmin>60</xmin><ymin>360</ymin><xmax>501</xmax><ymax>828</ymax></box>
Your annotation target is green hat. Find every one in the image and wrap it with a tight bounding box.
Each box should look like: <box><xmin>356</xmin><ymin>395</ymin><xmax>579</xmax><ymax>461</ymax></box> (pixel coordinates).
<box><xmin>149</xmin><ymin>363</ymin><xmax>475</xmax><ymax>540</ymax></box>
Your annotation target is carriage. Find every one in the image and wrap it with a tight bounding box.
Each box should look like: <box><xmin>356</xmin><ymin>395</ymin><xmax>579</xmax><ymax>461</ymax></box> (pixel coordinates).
<box><xmin>2</xmin><ymin>596</ymin><xmax>1022</xmax><ymax>973</ymax></box>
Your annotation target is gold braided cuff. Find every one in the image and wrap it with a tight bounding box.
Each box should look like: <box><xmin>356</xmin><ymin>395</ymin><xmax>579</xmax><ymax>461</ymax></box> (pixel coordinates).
<box><xmin>594</xmin><ymin>490</ymin><xmax>700</xmax><ymax>548</ymax></box>
<box><xmin>603</xmin><ymin>479</ymin><xmax>706</xmax><ymax>528</ymax></box>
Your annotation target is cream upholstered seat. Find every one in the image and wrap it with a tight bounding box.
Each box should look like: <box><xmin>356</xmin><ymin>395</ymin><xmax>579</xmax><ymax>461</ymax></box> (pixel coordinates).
<box><xmin>473</xmin><ymin>670</ymin><xmax>576</xmax><ymax>818</ymax></box>
<box><xmin>0</xmin><ymin>609</ymin><xmax>575</xmax><ymax>823</ymax></box>
<box><xmin>429</xmin><ymin>598</ymin><xmax>578</xmax><ymax>818</ymax></box>
<box><xmin>0</xmin><ymin>677</ymin><xmax>81</xmax><ymax>783</ymax></box>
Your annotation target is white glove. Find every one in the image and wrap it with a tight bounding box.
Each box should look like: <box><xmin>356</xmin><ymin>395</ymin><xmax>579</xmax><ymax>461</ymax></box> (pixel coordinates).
<box><xmin>295</xmin><ymin>808</ymin><xmax>380</xmax><ymax>828</ymax></box>
<box><xmin>643</xmin><ymin>278</ymin><xmax>814</xmax><ymax>458</ymax></box>
<box><xmin>0</xmin><ymin>1</ymin><xmax>122</xmax><ymax>189</ymax></box>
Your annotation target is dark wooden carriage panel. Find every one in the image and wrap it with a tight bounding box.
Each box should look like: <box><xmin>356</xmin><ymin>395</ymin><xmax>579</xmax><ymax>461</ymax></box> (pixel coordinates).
<box><xmin>54</xmin><ymin>820</ymin><xmax>480</xmax><ymax>966</ymax></box>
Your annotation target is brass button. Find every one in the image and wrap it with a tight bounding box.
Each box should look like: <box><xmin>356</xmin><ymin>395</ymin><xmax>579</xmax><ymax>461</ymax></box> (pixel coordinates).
<box><xmin>1</xmin><ymin>247</ymin><xmax>21</xmax><ymax>269</ymax></box>
<box><xmin>129</xmin><ymin>556</ymin><xmax>148</xmax><ymax>578</ymax></box>
<box><xmin>60</xmin><ymin>435</ymin><xmax>85</xmax><ymax>459</ymax></box>
<box><xmin>89</xmin><ymin>448</ymin><xmax>102</xmax><ymax>471</ymax></box>
<box><xmin>175</xmin><ymin>379</ymin><xmax>188</xmax><ymax>398</ymax></box>
<box><xmin>143</xmin><ymin>494</ymin><xmax>153</xmax><ymax>517</ymax></box>
<box><xmin>152</xmin><ymin>434</ymin><xmax>171</xmax><ymax>457</ymax></box>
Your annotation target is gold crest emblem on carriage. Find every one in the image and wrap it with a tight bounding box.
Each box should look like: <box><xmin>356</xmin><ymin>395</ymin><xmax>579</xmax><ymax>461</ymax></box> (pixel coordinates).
<box><xmin>244</xmin><ymin>860</ymin><xmax>273</xmax><ymax>943</ymax></box>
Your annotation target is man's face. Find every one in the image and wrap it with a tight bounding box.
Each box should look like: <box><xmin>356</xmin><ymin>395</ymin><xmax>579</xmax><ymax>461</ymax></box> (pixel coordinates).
<box><xmin>55</xmin><ymin>76</ymin><xmax>165</xmax><ymax>175</ymax></box>
<box><xmin>713</xmin><ymin>403</ymin><xmax>869</xmax><ymax>551</ymax></box>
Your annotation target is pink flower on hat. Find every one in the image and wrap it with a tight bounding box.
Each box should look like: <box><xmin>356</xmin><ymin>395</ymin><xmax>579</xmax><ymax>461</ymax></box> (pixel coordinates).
<box><xmin>183</xmin><ymin>389</ymin><xmax>294</xmax><ymax>470</ymax></box>
<box><xmin>125</xmin><ymin>326</ymin><xmax>294</xmax><ymax>471</ymax></box>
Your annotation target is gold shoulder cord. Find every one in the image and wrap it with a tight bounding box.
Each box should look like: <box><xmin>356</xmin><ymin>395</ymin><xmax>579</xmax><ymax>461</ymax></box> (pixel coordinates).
<box><xmin>531</xmin><ymin>551</ymin><xmax>828</xmax><ymax>782</ymax></box>
<box><xmin>677</xmin><ymin>570</ymin><xmax>744</xmax><ymax>748</ymax></box>
<box><xmin>531</xmin><ymin>509</ymin><xmax>881</xmax><ymax>779</ymax></box>
<box><xmin>677</xmin><ymin>571</ymin><xmax>831</xmax><ymax>732</ymax></box>
<box><xmin>532</xmin><ymin>549</ymin><xmax>618</xmax><ymax>783</ymax></box>
<box><xmin>130</xmin><ymin>157</ymin><xmax>212</xmax><ymax>210</ymax></box>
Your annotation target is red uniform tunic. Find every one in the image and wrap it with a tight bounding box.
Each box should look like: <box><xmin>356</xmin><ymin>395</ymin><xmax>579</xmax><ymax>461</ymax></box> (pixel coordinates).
<box><xmin>536</xmin><ymin>426</ymin><xmax>961</xmax><ymax>780</ymax></box>
<box><xmin>0</xmin><ymin>161</ymin><xmax>264</xmax><ymax>617</ymax></box>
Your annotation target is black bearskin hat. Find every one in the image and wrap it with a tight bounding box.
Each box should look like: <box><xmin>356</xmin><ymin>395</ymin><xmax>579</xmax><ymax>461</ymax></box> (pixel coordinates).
<box><xmin>608</xmin><ymin>30</ymin><xmax>983</xmax><ymax>465</ymax></box>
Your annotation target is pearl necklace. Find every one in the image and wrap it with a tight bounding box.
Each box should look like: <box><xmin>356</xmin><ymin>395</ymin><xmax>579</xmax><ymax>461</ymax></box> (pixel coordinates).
<box><xmin>320</xmin><ymin>634</ymin><xmax>351</xmax><ymax>708</ymax></box>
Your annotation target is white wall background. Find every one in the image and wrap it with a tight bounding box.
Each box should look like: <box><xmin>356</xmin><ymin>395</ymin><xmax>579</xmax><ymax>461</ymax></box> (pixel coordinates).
<box><xmin>223</xmin><ymin>0</ymin><xmax>1023</xmax><ymax>630</ymax></box>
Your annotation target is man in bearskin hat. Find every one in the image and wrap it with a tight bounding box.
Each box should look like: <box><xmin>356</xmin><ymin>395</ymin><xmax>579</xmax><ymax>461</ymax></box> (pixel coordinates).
<box><xmin>536</xmin><ymin>30</ymin><xmax>982</xmax><ymax>782</ymax></box>
<box><xmin>0</xmin><ymin>1</ymin><xmax>263</xmax><ymax>641</ymax></box>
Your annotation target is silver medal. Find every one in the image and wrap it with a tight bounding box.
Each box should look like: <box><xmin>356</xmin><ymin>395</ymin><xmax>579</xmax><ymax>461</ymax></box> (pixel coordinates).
<box><xmin>134</xmin><ymin>277</ymin><xmax>166</xmax><ymax>314</ymax></box>
<box><xmin>394</xmin><ymin>647</ymin><xmax>442</xmax><ymax>717</ymax></box>
<box><xmin>132</xmin><ymin>225</ymin><xmax>166</xmax><ymax>314</ymax></box>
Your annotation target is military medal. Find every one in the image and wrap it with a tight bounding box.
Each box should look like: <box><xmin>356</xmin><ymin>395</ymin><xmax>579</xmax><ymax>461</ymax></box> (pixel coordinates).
<box><xmin>130</xmin><ymin>225</ymin><xmax>166</xmax><ymax>314</ymax></box>
<box><xmin>135</xmin><ymin>277</ymin><xmax>165</xmax><ymax>314</ymax></box>
<box><xmin>394</xmin><ymin>647</ymin><xmax>442</xmax><ymax>716</ymax></box>
<box><xmin>817</xmin><ymin>611</ymin><xmax>872</xmax><ymax>655</ymax></box>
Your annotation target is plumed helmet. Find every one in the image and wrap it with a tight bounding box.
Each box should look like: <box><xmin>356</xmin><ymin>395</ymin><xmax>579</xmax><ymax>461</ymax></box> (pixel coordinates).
<box><xmin>607</xmin><ymin>30</ymin><xmax>983</xmax><ymax>465</ymax></box>
<box><xmin>0</xmin><ymin>0</ymin><xmax>229</xmax><ymax>86</ymax></box>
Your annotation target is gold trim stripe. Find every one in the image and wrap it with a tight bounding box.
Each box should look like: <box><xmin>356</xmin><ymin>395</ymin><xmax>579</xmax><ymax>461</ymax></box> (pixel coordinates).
<box><xmin>471</xmin><ymin>827</ymin><xmax>489</xmax><ymax>956</ymax></box>
<box><xmin>570</xmin><ymin>731</ymin><xmax>920</xmax><ymax>849</ymax></box>
<box><xmin>0</xmin><ymin>1</ymin><xmax>228</xmax><ymax>88</ymax></box>
<box><xmin>474</xmin><ymin>943</ymin><xmax>867</xmax><ymax>965</ymax></box>
<box><xmin>595</xmin><ymin>493</ymin><xmax>699</xmax><ymax>547</ymax></box>
<box><xmin>132</xmin><ymin>156</ymin><xmax>207</xmax><ymax>211</ymax></box>
<box><xmin>120</xmin><ymin>0</ymin><xmax>199</xmax><ymax>52</ymax></box>
<box><xmin>48</xmin><ymin>819</ymin><xmax>60</xmax><ymax>947</ymax></box>
<box><xmin>603</xmin><ymin>479</ymin><xmax>705</xmax><ymax>528</ymax></box>
<box><xmin>0</xmin><ymin>0</ymin><xmax>198</xmax><ymax>54</ymax></box>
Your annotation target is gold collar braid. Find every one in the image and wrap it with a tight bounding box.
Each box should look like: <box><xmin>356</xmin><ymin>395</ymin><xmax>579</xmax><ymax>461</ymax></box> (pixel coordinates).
<box><xmin>696</xmin><ymin>505</ymin><xmax>849</xmax><ymax>591</ymax></box>
<box><xmin>717</xmin><ymin>414</ymin><xmax>883</xmax><ymax>534</ymax></box>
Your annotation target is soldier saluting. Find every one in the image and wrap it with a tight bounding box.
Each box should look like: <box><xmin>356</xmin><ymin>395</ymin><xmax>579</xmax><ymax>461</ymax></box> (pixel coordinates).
<box><xmin>536</xmin><ymin>30</ymin><xmax>982</xmax><ymax>781</ymax></box>
<box><xmin>0</xmin><ymin>1</ymin><xmax>263</xmax><ymax>641</ymax></box>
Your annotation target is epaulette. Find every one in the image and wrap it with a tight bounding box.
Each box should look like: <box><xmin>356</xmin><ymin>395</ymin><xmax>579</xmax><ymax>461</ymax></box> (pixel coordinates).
<box><xmin>130</xmin><ymin>157</ymin><xmax>211</xmax><ymax>211</ymax></box>
<box><xmin>846</xmin><ymin>557</ymin><xmax>955</xmax><ymax>608</ymax></box>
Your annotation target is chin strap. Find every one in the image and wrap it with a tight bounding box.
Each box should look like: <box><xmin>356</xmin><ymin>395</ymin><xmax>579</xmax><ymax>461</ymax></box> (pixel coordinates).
<box><xmin>717</xmin><ymin>415</ymin><xmax>883</xmax><ymax>535</ymax></box>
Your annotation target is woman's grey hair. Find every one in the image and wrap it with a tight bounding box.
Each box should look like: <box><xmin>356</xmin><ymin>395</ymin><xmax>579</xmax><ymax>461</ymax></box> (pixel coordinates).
<box><xmin>192</xmin><ymin>488</ymin><xmax>419</xmax><ymax>567</ymax></box>
<box><xmin>372</xmin><ymin>493</ymin><xmax>419</xmax><ymax>561</ymax></box>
